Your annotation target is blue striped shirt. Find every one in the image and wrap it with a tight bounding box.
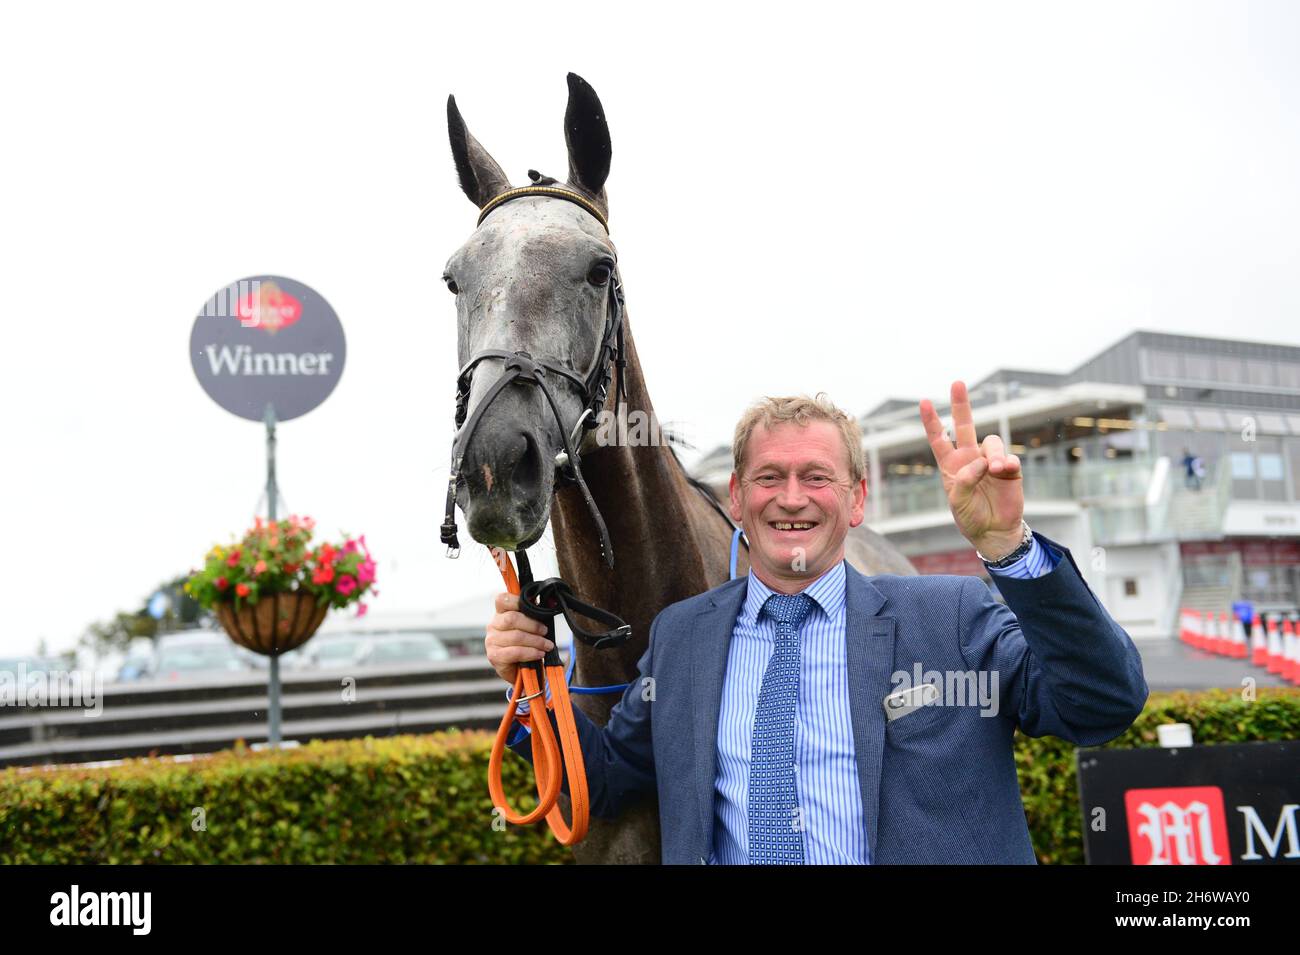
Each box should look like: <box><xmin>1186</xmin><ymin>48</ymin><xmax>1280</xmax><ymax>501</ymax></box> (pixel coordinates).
<box><xmin>710</xmin><ymin>558</ymin><xmax>865</xmax><ymax>863</ymax></box>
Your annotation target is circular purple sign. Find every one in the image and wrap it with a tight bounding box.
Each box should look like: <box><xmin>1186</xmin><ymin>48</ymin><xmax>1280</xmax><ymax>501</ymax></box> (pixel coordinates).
<box><xmin>190</xmin><ymin>275</ymin><xmax>346</xmax><ymax>422</ymax></box>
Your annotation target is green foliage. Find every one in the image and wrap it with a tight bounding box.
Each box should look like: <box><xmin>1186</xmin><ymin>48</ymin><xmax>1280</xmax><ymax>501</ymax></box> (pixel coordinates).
<box><xmin>1016</xmin><ymin>687</ymin><xmax>1300</xmax><ymax>864</ymax></box>
<box><xmin>3</xmin><ymin>689</ymin><xmax>1294</xmax><ymax>864</ymax></box>
<box><xmin>0</xmin><ymin>732</ymin><xmax>571</xmax><ymax>865</ymax></box>
<box><xmin>79</xmin><ymin>573</ymin><xmax>206</xmax><ymax>660</ymax></box>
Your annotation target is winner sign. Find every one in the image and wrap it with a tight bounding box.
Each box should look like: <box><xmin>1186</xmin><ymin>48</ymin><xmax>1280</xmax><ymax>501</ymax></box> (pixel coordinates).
<box><xmin>191</xmin><ymin>275</ymin><xmax>346</xmax><ymax>422</ymax></box>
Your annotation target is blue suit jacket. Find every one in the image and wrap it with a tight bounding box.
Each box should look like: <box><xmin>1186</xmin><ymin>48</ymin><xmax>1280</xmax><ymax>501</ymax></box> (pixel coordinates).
<box><xmin>509</xmin><ymin>530</ymin><xmax>1149</xmax><ymax>864</ymax></box>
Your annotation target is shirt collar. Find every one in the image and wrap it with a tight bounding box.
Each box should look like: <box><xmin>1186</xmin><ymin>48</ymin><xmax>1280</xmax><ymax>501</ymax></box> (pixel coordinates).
<box><xmin>742</xmin><ymin>558</ymin><xmax>847</xmax><ymax>625</ymax></box>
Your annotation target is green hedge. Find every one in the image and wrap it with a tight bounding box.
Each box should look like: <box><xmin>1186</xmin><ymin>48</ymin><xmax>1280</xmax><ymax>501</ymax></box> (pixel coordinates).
<box><xmin>0</xmin><ymin>732</ymin><xmax>572</xmax><ymax>864</ymax></box>
<box><xmin>2</xmin><ymin>688</ymin><xmax>1297</xmax><ymax>864</ymax></box>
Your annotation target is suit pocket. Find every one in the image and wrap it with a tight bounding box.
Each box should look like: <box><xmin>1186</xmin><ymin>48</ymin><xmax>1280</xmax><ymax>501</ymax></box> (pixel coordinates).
<box><xmin>884</xmin><ymin>701</ymin><xmax>951</xmax><ymax>741</ymax></box>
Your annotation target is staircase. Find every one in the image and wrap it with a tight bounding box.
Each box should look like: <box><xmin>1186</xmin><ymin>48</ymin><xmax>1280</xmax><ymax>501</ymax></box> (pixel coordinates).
<box><xmin>1164</xmin><ymin>458</ymin><xmax>1233</xmax><ymax>540</ymax></box>
<box><xmin>1167</xmin><ymin>487</ymin><xmax>1225</xmax><ymax>538</ymax></box>
<box><xmin>1178</xmin><ymin>584</ymin><xmax>1238</xmax><ymax>613</ymax></box>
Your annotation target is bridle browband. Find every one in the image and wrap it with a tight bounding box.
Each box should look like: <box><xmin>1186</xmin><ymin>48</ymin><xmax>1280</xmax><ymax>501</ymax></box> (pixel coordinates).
<box><xmin>440</xmin><ymin>182</ymin><xmax>628</xmax><ymax>570</ymax></box>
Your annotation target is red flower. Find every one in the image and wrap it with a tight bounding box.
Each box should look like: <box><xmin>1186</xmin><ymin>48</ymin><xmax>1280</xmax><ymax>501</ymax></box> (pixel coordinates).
<box><xmin>284</xmin><ymin>561</ymin><xmax>299</xmax><ymax>574</ymax></box>
<box><xmin>236</xmin><ymin>582</ymin><xmax>250</xmax><ymax>597</ymax></box>
<box><xmin>319</xmin><ymin>543</ymin><xmax>337</xmax><ymax>564</ymax></box>
<box><xmin>226</xmin><ymin>550</ymin><xmax>241</xmax><ymax>568</ymax></box>
<box><xmin>216</xmin><ymin>577</ymin><xmax>228</xmax><ymax>591</ymax></box>
<box><xmin>357</xmin><ymin>559</ymin><xmax>376</xmax><ymax>585</ymax></box>
<box><xmin>312</xmin><ymin>564</ymin><xmax>335</xmax><ymax>585</ymax></box>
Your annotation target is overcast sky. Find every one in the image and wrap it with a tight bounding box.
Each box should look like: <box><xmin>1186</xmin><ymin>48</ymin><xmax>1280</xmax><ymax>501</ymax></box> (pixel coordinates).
<box><xmin>3</xmin><ymin>0</ymin><xmax>1298</xmax><ymax>657</ymax></box>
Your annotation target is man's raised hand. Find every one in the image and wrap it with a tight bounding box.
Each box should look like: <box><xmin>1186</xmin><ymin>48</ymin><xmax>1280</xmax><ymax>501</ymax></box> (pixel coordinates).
<box><xmin>918</xmin><ymin>380</ymin><xmax>1025</xmax><ymax>559</ymax></box>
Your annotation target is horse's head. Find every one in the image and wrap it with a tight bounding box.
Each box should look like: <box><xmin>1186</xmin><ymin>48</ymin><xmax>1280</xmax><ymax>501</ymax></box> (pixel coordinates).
<box><xmin>442</xmin><ymin>73</ymin><xmax>621</xmax><ymax>554</ymax></box>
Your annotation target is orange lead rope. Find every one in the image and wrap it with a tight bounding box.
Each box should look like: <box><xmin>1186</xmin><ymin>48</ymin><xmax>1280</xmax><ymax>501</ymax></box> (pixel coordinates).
<box><xmin>486</xmin><ymin>546</ymin><xmax>590</xmax><ymax>845</ymax></box>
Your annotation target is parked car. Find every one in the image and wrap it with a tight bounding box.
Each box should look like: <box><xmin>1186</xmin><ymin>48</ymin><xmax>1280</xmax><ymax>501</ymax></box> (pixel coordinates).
<box><xmin>306</xmin><ymin>634</ymin><xmax>373</xmax><ymax>670</ymax></box>
<box><xmin>365</xmin><ymin>632</ymin><xmax>452</xmax><ymax>666</ymax></box>
<box><xmin>234</xmin><ymin>645</ymin><xmax>311</xmax><ymax>672</ymax></box>
<box><xmin>150</xmin><ymin>632</ymin><xmax>251</xmax><ymax>682</ymax></box>
<box><xmin>0</xmin><ymin>656</ymin><xmax>63</xmax><ymax>677</ymax></box>
<box><xmin>115</xmin><ymin>637</ymin><xmax>159</xmax><ymax>682</ymax></box>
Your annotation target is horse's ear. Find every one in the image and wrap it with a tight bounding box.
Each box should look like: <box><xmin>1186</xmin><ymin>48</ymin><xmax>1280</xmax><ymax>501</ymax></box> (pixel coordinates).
<box><xmin>447</xmin><ymin>94</ymin><xmax>511</xmax><ymax>209</ymax></box>
<box><xmin>563</xmin><ymin>73</ymin><xmax>611</xmax><ymax>217</ymax></box>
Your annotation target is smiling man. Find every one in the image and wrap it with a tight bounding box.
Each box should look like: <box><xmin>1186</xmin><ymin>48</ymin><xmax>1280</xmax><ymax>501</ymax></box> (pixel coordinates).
<box><xmin>485</xmin><ymin>385</ymin><xmax>1148</xmax><ymax>864</ymax></box>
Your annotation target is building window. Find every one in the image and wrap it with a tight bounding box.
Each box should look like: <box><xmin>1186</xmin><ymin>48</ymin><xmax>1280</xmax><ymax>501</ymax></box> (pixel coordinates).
<box><xmin>1231</xmin><ymin>452</ymin><xmax>1258</xmax><ymax>500</ymax></box>
<box><xmin>1184</xmin><ymin>355</ymin><xmax>1216</xmax><ymax>382</ymax></box>
<box><xmin>1259</xmin><ymin>445</ymin><xmax>1287</xmax><ymax>502</ymax></box>
<box><xmin>1215</xmin><ymin>357</ymin><xmax>1246</xmax><ymax>384</ymax></box>
<box><xmin>1144</xmin><ymin>349</ymin><xmax>1182</xmax><ymax>380</ymax></box>
<box><xmin>1245</xmin><ymin>359</ymin><xmax>1277</xmax><ymax>387</ymax></box>
<box><xmin>1288</xmin><ymin>437</ymin><xmax>1300</xmax><ymax>501</ymax></box>
<box><xmin>1278</xmin><ymin>363</ymin><xmax>1300</xmax><ymax>390</ymax></box>
<box><xmin>1123</xmin><ymin>578</ymin><xmax>1138</xmax><ymax>597</ymax></box>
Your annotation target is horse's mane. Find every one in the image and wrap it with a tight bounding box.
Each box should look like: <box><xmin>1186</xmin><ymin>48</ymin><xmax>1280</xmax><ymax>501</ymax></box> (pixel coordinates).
<box><xmin>659</xmin><ymin>426</ymin><xmax>746</xmax><ymax>542</ymax></box>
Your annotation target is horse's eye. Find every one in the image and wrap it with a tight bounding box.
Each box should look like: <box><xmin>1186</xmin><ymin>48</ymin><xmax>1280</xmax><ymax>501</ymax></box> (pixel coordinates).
<box><xmin>587</xmin><ymin>263</ymin><xmax>612</xmax><ymax>287</ymax></box>
<box><xmin>443</xmin><ymin>275</ymin><xmax>459</xmax><ymax>295</ymax></box>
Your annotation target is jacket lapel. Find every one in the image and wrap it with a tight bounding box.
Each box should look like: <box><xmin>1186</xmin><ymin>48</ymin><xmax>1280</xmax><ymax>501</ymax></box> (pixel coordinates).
<box><xmin>843</xmin><ymin>563</ymin><xmax>892</xmax><ymax>861</ymax></box>
<box><xmin>690</xmin><ymin>577</ymin><xmax>748</xmax><ymax>859</ymax></box>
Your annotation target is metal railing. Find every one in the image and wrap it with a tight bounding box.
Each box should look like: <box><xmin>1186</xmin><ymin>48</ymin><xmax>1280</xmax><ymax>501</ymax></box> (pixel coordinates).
<box><xmin>878</xmin><ymin>459</ymin><xmax>1155</xmax><ymax>520</ymax></box>
<box><xmin>0</xmin><ymin>657</ymin><xmax>513</xmax><ymax>769</ymax></box>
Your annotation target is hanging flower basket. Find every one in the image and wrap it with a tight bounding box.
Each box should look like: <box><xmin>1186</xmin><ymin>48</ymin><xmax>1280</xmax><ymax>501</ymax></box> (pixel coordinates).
<box><xmin>185</xmin><ymin>514</ymin><xmax>379</xmax><ymax>658</ymax></box>
<box><xmin>215</xmin><ymin>589</ymin><xmax>329</xmax><ymax>656</ymax></box>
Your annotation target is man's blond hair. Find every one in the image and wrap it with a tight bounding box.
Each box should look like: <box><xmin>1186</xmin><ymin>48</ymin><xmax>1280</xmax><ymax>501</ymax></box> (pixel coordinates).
<box><xmin>732</xmin><ymin>393</ymin><xmax>865</xmax><ymax>484</ymax></box>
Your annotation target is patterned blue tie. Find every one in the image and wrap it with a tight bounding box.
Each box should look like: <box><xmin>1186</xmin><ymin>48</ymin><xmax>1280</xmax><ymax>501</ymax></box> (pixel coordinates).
<box><xmin>748</xmin><ymin>591</ymin><xmax>814</xmax><ymax>864</ymax></box>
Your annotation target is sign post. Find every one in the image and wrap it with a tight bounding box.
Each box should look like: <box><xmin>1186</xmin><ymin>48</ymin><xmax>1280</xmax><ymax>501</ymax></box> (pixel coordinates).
<box><xmin>191</xmin><ymin>275</ymin><xmax>346</xmax><ymax>747</ymax></box>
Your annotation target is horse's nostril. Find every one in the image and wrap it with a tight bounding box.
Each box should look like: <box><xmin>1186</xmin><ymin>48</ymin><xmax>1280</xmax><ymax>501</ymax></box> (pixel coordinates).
<box><xmin>513</xmin><ymin>430</ymin><xmax>543</xmax><ymax>491</ymax></box>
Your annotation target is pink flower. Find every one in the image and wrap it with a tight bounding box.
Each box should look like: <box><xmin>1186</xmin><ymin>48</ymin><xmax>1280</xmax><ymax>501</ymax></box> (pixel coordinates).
<box><xmin>358</xmin><ymin>534</ymin><xmax>371</xmax><ymax>558</ymax></box>
<box><xmin>343</xmin><ymin>539</ymin><xmax>359</xmax><ymax>554</ymax></box>
<box><xmin>357</xmin><ymin>559</ymin><xmax>376</xmax><ymax>585</ymax></box>
<box><xmin>254</xmin><ymin>560</ymin><xmax>267</xmax><ymax>575</ymax></box>
<box><xmin>335</xmin><ymin>575</ymin><xmax>357</xmax><ymax>596</ymax></box>
<box><xmin>356</xmin><ymin>602</ymin><xmax>368</xmax><ymax>618</ymax></box>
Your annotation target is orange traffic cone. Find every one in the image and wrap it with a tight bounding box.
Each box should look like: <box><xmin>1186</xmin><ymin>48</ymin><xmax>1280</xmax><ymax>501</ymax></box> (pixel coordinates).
<box><xmin>1266</xmin><ymin>615</ymin><xmax>1284</xmax><ymax>674</ymax></box>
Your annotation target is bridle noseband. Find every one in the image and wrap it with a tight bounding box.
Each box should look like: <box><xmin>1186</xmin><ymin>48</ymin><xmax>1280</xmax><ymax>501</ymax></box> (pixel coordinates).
<box><xmin>440</xmin><ymin>183</ymin><xmax>628</xmax><ymax>569</ymax></box>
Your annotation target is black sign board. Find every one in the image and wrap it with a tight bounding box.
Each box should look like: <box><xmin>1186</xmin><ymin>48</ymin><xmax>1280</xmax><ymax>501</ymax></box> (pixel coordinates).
<box><xmin>1077</xmin><ymin>740</ymin><xmax>1300</xmax><ymax>865</ymax></box>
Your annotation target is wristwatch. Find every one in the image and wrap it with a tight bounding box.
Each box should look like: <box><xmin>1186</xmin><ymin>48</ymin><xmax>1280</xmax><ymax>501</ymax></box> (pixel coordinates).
<box><xmin>977</xmin><ymin>520</ymin><xmax>1034</xmax><ymax>568</ymax></box>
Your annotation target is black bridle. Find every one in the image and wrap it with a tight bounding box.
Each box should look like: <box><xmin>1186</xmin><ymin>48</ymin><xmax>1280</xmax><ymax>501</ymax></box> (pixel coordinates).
<box><xmin>439</xmin><ymin>182</ymin><xmax>628</xmax><ymax>572</ymax></box>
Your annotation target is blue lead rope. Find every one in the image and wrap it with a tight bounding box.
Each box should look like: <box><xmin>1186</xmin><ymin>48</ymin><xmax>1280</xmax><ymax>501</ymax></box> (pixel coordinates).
<box><xmin>565</xmin><ymin>648</ymin><xmax>631</xmax><ymax>695</ymax></box>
